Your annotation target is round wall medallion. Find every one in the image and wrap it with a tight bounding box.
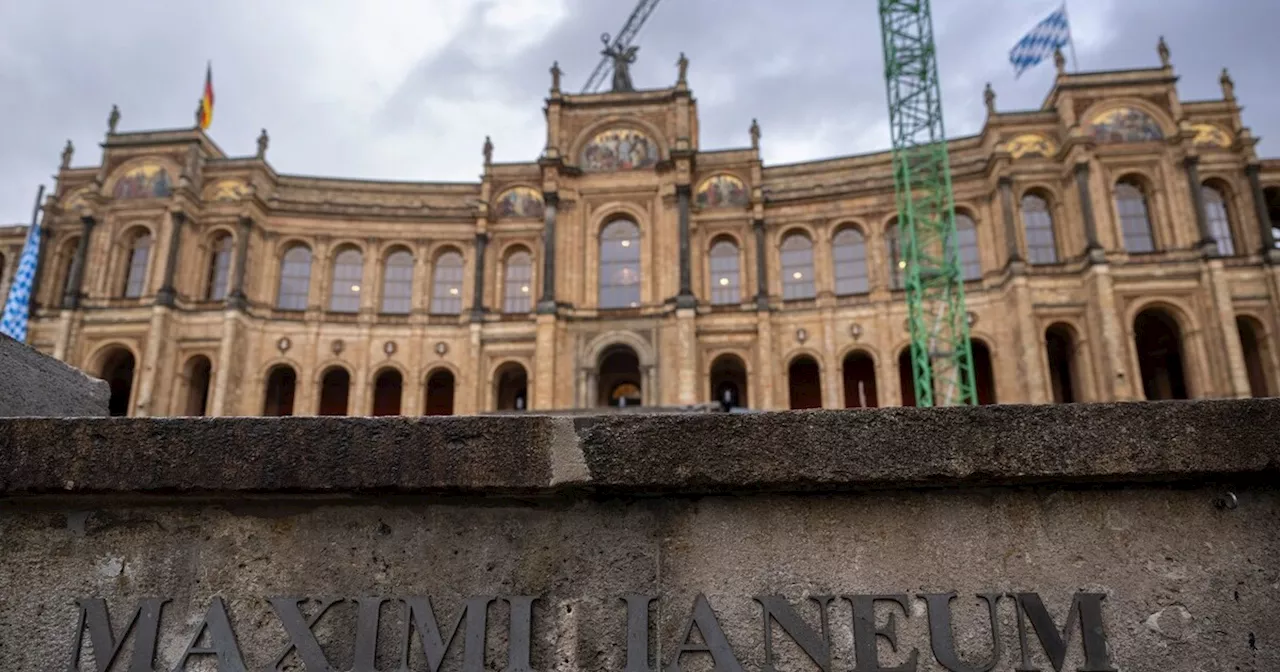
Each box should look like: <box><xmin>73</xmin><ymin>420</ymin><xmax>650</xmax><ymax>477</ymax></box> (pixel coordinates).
<box><xmin>277</xmin><ymin>337</ymin><xmax>291</xmax><ymax>353</ymax></box>
<box><xmin>795</xmin><ymin>328</ymin><xmax>808</xmax><ymax>343</ymax></box>
<box><xmin>383</xmin><ymin>340</ymin><xmax>397</xmax><ymax>356</ymax></box>
<box><xmin>331</xmin><ymin>339</ymin><xmax>345</xmax><ymax>355</ymax></box>
<box><xmin>849</xmin><ymin>323</ymin><xmax>863</xmax><ymax>340</ymax></box>
<box><xmin>434</xmin><ymin>342</ymin><xmax>449</xmax><ymax>356</ymax></box>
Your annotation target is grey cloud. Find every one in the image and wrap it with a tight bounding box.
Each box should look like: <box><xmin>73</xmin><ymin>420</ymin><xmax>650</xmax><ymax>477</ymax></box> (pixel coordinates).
<box><xmin>2</xmin><ymin>0</ymin><xmax>1279</xmax><ymax>221</ymax></box>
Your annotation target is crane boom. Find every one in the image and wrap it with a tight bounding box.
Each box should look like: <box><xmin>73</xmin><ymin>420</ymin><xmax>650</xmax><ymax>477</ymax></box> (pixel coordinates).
<box><xmin>878</xmin><ymin>0</ymin><xmax>978</xmax><ymax>407</ymax></box>
<box><xmin>581</xmin><ymin>0</ymin><xmax>663</xmax><ymax>93</ymax></box>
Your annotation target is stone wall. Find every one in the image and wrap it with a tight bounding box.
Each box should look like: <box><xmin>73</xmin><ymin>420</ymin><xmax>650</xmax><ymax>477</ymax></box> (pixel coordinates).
<box><xmin>1</xmin><ymin>400</ymin><xmax>1277</xmax><ymax>670</ymax></box>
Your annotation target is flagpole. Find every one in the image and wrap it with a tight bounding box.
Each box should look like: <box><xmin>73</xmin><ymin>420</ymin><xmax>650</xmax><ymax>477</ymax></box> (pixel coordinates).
<box><xmin>1061</xmin><ymin>1</ymin><xmax>1079</xmax><ymax>71</ymax></box>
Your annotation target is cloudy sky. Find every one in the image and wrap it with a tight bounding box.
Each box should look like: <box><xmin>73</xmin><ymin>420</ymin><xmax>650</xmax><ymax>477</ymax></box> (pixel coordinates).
<box><xmin>1</xmin><ymin>0</ymin><xmax>1277</xmax><ymax>222</ymax></box>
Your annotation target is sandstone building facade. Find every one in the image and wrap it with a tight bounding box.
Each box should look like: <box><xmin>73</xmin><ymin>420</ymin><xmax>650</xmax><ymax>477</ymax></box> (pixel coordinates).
<box><xmin>4</xmin><ymin>49</ymin><xmax>1280</xmax><ymax>417</ymax></box>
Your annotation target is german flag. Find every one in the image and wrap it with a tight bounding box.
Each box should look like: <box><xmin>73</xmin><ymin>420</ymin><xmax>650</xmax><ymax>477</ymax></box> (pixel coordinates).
<box><xmin>197</xmin><ymin>62</ymin><xmax>214</xmax><ymax>130</ymax></box>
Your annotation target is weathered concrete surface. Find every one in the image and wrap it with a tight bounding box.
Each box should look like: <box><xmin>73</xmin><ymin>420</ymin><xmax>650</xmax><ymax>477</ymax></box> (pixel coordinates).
<box><xmin>0</xmin><ymin>488</ymin><xmax>1274</xmax><ymax>671</ymax></box>
<box><xmin>1</xmin><ymin>399</ymin><xmax>1278</xmax><ymax>494</ymax></box>
<box><xmin>0</xmin><ymin>400</ymin><xmax>1277</xmax><ymax>670</ymax></box>
<box><xmin>0</xmin><ymin>333</ymin><xmax>108</xmax><ymax>418</ymax></box>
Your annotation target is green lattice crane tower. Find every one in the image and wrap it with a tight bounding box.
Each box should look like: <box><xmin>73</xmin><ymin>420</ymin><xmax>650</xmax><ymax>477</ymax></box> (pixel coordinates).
<box><xmin>878</xmin><ymin>0</ymin><xmax>977</xmax><ymax>406</ymax></box>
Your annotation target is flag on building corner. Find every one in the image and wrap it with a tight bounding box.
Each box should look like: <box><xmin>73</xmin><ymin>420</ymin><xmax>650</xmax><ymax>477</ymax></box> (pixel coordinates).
<box><xmin>1009</xmin><ymin>4</ymin><xmax>1071</xmax><ymax>78</ymax></box>
<box><xmin>0</xmin><ymin>189</ymin><xmax>45</xmax><ymax>343</ymax></box>
<box><xmin>197</xmin><ymin>62</ymin><xmax>214</xmax><ymax>130</ymax></box>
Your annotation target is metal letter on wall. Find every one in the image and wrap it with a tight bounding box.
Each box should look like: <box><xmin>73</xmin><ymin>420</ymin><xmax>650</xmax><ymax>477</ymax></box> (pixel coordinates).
<box><xmin>267</xmin><ymin>597</ymin><xmax>342</xmax><ymax>670</ymax></box>
<box><xmin>666</xmin><ymin>593</ymin><xmax>745</xmax><ymax>672</ymax></box>
<box><xmin>846</xmin><ymin>594</ymin><xmax>919</xmax><ymax>672</ymax></box>
<box><xmin>169</xmin><ymin>597</ymin><xmax>248</xmax><ymax>672</ymax></box>
<box><xmin>922</xmin><ymin>592</ymin><xmax>1002</xmax><ymax>672</ymax></box>
<box><xmin>400</xmin><ymin>596</ymin><xmax>496</xmax><ymax>672</ymax></box>
<box><xmin>1013</xmin><ymin>592</ymin><xmax>1117</xmax><ymax>672</ymax></box>
<box><xmin>622</xmin><ymin>595</ymin><xmax>658</xmax><ymax>672</ymax></box>
<box><xmin>754</xmin><ymin>594</ymin><xmax>835</xmax><ymax>672</ymax></box>
<box><xmin>66</xmin><ymin>597</ymin><xmax>169</xmax><ymax>672</ymax></box>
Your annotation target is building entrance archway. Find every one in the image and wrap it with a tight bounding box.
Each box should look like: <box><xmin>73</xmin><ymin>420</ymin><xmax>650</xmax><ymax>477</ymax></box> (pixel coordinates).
<box><xmin>709</xmin><ymin>354</ymin><xmax>749</xmax><ymax>410</ymax></box>
<box><xmin>1134</xmin><ymin>308</ymin><xmax>1188</xmax><ymax>400</ymax></box>
<box><xmin>495</xmin><ymin>363</ymin><xmax>529</xmax><ymax>411</ymax></box>
<box><xmin>598</xmin><ymin>345</ymin><xmax>642</xmax><ymax>407</ymax></box>
<box><xmin>787</xmin><ymin>356</ymin><xmax>822</xmax><ymax>410</ymax></box>
<box><xmin>98</xmin><ymin>347</ymin><xmax>136</xmax><ymax>417</ymax></box>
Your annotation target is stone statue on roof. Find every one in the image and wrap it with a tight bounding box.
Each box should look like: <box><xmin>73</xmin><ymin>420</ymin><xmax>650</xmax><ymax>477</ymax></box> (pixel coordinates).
<box><xmin>107</xmin><ymin>105</ymin><xmax>120</xmax><ymax>134</ymax></box>
<box><xmin>483</xmin><ymin>136</ymin><xmax>493</xmax><ymax>166</ymax></box>
<box><xmin>1157</xmin><ymin>36</ymin><xmax>1170</xmax><ymax>67</ymax></box>
<box><xmin>984</xmin><ymin>83</ymin><xmax>996</xmax><ymax>116</ymax></box>
<box><xmin>550</xmin><ymin>61</ymin><xmax>562</xmax><ymax>93</ymax></box>
<box><xmin>601</xmin><ymin>34</ymin><xmax>638</xmax><ymax>92</ymax></box>
<box><xmin>257</xmin><ymin>129</ymin><xmax>269</xmax><ymax>159</ymax></box>
<box><xmin>676</xmin><ymin>52</ymin><xmax>689</xmax><ymax>85</ymax></box>
<box><xmin>60</xmin><ymin>140</ymin><xmax>74</xmax><ymax>170</ymax></box>
<box><xmin>750</xmin><ymin>118</ymin><xmax>761</xmax><ymax>150</ymax></box>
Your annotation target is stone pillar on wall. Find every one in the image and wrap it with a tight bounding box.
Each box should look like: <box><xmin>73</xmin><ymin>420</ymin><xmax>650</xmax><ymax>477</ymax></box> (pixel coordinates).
<box><xmin>1086</xmin><ymin>264</ymin><xmax>1133</xmax><ymax>401</ymax></box>
<box><xmin>1246</xmin><ymin>163</ymin><xmax>1278</xmax><ymax>259</ymax></box>
<box><xmin>209</xmin><ymin>309</ymin><xmax>241</xmax><ymax>416</ymax></box>
<box><xmin>1204</xmin><ymin>259</ymin><xmax>1252</xmax><ymax>398</ymax></box>
<box><xmin>470</xmin><ymin>233</ymin><xmax>488</xmax><ymax>321</ymax></box>
<box><xmin>1011</xmin><ymin>275</ymin><xmax>1047</xmax><ymax>404</ymax></box>
<box><xmin>533</xmin><ymin>313</ymin><xmax>557</xmax><ymax>410</ymax></box>
<box><xmin>753</xmin><ymin>218</ymin><xmax>768</xmax><ymax>310</ymax></box>
<box><xmin>755</xmin><ymin>311</ymin><xmax>775</xmax><ymax>409</ymax></box>
<box><xmin>62</xmin><ymin>216</ymin><xmax>95</xmax><ymax>310</ymax></box>
<box><xmin>676</xmin><ymin>308</ymin><xmax>697</xmax><ymax>404</ymax></box>
<box><xmin>999</xmin><ymin>177</ymin><xmax>1023</xmax><ymax>266</ymax></box>
<box><xmin>538</xmin><ymin>193</ymin><xmax>559</xmax><ymax>313</ymax></box>
<box><xmin>155</xmin><ymin>210</ymin><xmax>186</xmax><ymax>307</ymax></box>
<box><xmin>132</xmin><ymin>304</ymin><xmax>170</xmax><ymax>417</ymax></box>
<box><xmin>821</xmin><ymin>308</ymin><xmax>839</xmax><ymax>408</ymax></box>
<box><xmin>676</xmin><ymin>185</ymin><xmax>695</xmax><ymax>309</ymax></box>
<box><xmin>1184</xmin><ymin>157</ymin><xmax>1218</xmax><ymax>256</ymax></box>
<box><xmin>227</xmin><ymin>217</ymin><xmax>252</xmax><ymax>311</ymax></box>
<box><xmin>1075</xmin><ymin>162</ymin><xmax>1103</xmax><ymax>260</ymax></box>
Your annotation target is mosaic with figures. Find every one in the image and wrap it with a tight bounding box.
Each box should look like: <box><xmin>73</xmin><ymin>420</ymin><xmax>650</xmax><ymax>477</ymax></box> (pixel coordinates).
<box><xmin>112</xmin><ymin>162</ymin><xmax>172</xmax><ymax>200</ymax></box>
<box><xmin>495</xmin><ymin>187</ymin><xmax>545</xmax><ymax>218</ymax></box>
<box><xmin>695</xmin><ymin>174</ymin><xmax>748</xmax><ymax>208</ymax></box>
<box><xmin>1088</xmin><ymin>107</ymin><xmax>1163</xmax><ymax>144</ymax></box>
<box><xmin>581</xmin><ymin>129</ymin><xmax>659</xmax><ymax>172</ymax></box>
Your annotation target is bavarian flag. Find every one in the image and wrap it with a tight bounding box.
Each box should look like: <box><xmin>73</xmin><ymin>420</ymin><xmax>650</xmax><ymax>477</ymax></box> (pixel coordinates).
<box><xmin>197</xmin><ymin>62</ymin><xmax>214</xmax><ymax>130</ymax></box>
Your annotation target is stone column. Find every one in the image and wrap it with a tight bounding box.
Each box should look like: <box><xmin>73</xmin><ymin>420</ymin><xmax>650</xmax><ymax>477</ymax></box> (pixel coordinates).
<box><xmin>132</xmin><ymin>303</ymin><xmax>170</xmax><ymax>417</ymax></box>
<box><xmin>156</xmin><ymin>210</ymin><xmax>186</xmax><ymax>307</ymax></box>
<box><xmin>676</xmin><ymin>308</ymin><xmax>697</xmax><ymax>404</ymax></box>
<box><xmin>227</xmin><ymin>216</ymin><xmax>252</xmax><ymax>311</ymax></box>
<box><xmin>538</xmin><ymin>192</ymin><xmax>558</xmax><ymax>313</ymax></box>
<box><xmin>676</xmin><ymin>184</ymin><xmax>696</xmax><ymax>308</ymax></box>
<box><xmin>1012</xmin><ymin>276</ymin><xmax>1047</xmax><ymax>403</ymax></box>
<box><xmin>1246</xmin><ymin>163</ymin><xmax>1277</xmax><ymax>255</ymax></box>
<box><xmin>755</xmin><ymin>313</ymin><xmax>775</xmax><ymax>409</ymax></box>
<box><xmin>1087</xmin><ymin>265</ymin><xmax>1133</xmax><ymax>401</ymax></box>
<box><xmin>753</xmin><ymin>218</ymin><xmax>768</xmax><ymax>309</ymax></box>
<box><xmin>998</xmin><ymin>177</ymin><xmax>1023</xmax><ymax>265</ymax></box>
<box><xmin>62</xmin><ymin>216</ymin><xmax>96</xmax><ymax>309</ymax></box>
<box><xmin>209</xmin><ymin>309</ymin><xmax>240</xmax><ymax>416</ymax></box>
<box><xmin>1074</xmin><ymin>163</ymin><xmax>1102</xmax><ymax>256</ymax></box>
<box><xmin>532</xmin><ymin>313</ymin><xmax>557</xmax><ymax>410</ymax></box>
<box><xmin>1184</xmin><ymin>157</ymin><xmax>1216</xmax><ymax>254</ymax></box>
<box><xmin>1204</xmin><ymin>259</ymin><xmax>1252</xmax><ymax>397</ymax></box>
<box><xmin>471</xmin><ymin>232</ymin><xmax>488</xmax><ymax>321</ymax></box>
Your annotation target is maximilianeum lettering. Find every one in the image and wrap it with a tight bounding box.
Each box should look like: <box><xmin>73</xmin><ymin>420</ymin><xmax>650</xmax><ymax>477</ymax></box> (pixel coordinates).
<box><xmin>65</xmin><ymin>591</ymin><xmax>1116</xmax><ymax>672</ymax></box>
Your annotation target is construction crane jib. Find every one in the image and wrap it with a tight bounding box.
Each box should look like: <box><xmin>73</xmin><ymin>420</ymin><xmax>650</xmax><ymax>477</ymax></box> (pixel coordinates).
<box><xmin>878</xmin><ymin>0</ymin><xmax>978</xmax><ymax>407</ymax></box>
<box><xmin>581</xmin><ymin>0</ymin><xmax>664</xmax><ymax>93</ymax></box>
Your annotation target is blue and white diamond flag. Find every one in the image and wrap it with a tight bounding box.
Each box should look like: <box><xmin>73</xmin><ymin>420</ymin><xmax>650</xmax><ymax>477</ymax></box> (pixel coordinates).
<box><xmin>1009</xmin><ymin>4</ymin><xmax>1071</xmax><ymax>78</ymax></box>
<box><xmin>0</xmin><ymin>210</ymin><xmax>43</xmax><ymax>342</ymax></box>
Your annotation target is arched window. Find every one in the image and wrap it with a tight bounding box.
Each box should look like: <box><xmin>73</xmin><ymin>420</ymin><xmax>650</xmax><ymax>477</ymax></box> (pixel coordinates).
<box><xmin>121</xmin><ymin>229</ymin><xmax>152</xmax><ymax>298</ymax></box>
<box><xmin>972</xmin><ymin>340</ymin><xmax>997</xmax><ymax>405</ymax></box>
<box><xmin>372</xmin><ymin>368</ymin><xmax>403</xmax><ymax>416</ymax></box>
<box><xmin>263</xmin><ymin>365</ymin><xmax>297</xmax><ymax>416</ymax></box>
<box><xmin>495</xmin><ymin>363</ymin><xmax>529</xmax><ymax>411</ymax></box>
<box><xmin>277</xmin><ymin>245</ymin><xmax>312</xmax><ymax>311</ymax></box>
<box><xmin>380</xmin><ymin>249</ymin><xmax>414</xmax><ymax>314</ymax></box>
<box><xmin>1115</xmin><ymin>180</ymin><xmax>1155</xmax><ymax>253</ymax></box>
<box><xmin>207</xmin><ymin>234</ymin><xmax>233</xmax><ymax>300</ymax></box>
<box><xmin>780</xmin><ymin>232</ymin><xmax>815</xmax><ymax>300</ymax></box>
<box><xmin>424</xmin><ymin>369</ymin><xmax>455</xmax><ymax>415</ymax></box>
<box><xmin>503</xmin><ymin>249</ymin><xmax>533</xmax><ymax>313</ymax></box>
<box><xmin>709</xmin><ymin>238</ymin><xmax>741</xmax><ymax>305</ymax></box>
<box><xmin>183</xmin><ymin>355</ymin><xmax>213</xmax><ymax>416</ymax></box>
<box><xmin>329</xmin><ymin>248</ymin><xmax>363</xmax><ymax>313</ymax></box>
<box><xmin>431</xmin><ymin>251</ymin><xmax>465</xmax><ymax>315</ymax></box>
<box><xmin>709</xmin><ymin>354</ymin><xmax>749</xmax><ymax>409</ymax></box>
<box><xmin>57</xmin><ymin>237</ymin><xmax>80</xmax><ymax>304</ymax></box>
<box><xmin>318</xmin><ymin>367</ymin><xmax>351</xmax><ymax>416</ymax></box>
<box><xmin>1045</xmin><ymin>324</ymin><xmax>1079</xmax><ymax>403</ymax></box>
<box><xmin>842</xmin><ymin>351</ymin><xmax>877</xmax><ymax>408</ymax></box>
<box><xmin>787</xmin><ymin>356</ymin><xmax>822</xmax><ymax>409</ymax></box>
<box><xmin>953</xmin><ymin>214</ymin><xmax>982</xmax><ymax>281</ymax></box>
<box><xmin>99</xmin><ymin>347</ymin><xmax>136</xmax><ymax>417</ymax></box>
<box><xmin>1202</xmin><ymin>185</ymin><xmax>1236</xmax><ymax>256</ymax></box>
<box><xmin>1134</xmin><ymin>309</ymin><xmax>1188</xmax><ymax>400</ymax></box>
<box><xmin>600</xmin><ymin>220</ymin><xmax>641</xmax><ymax>309</ymax></box>
<box><xmin>886</xmin><ymin>223</ymin><xmax>905</xmax><ymax>290</ymax></box>
<box><xmin>832</xmin><ymin>228</ymin><xmax>869</xmax><ymax>295</ymax></box>
<box><xmin>1021</xmin><ymin>193</ymin><xmax>1058</xmax><ymax>264</ymax></box>
<box><xmin>1237</xmin><ymin>316</ymin><xmax>1273</xmax><ymax>398</ymax></box>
